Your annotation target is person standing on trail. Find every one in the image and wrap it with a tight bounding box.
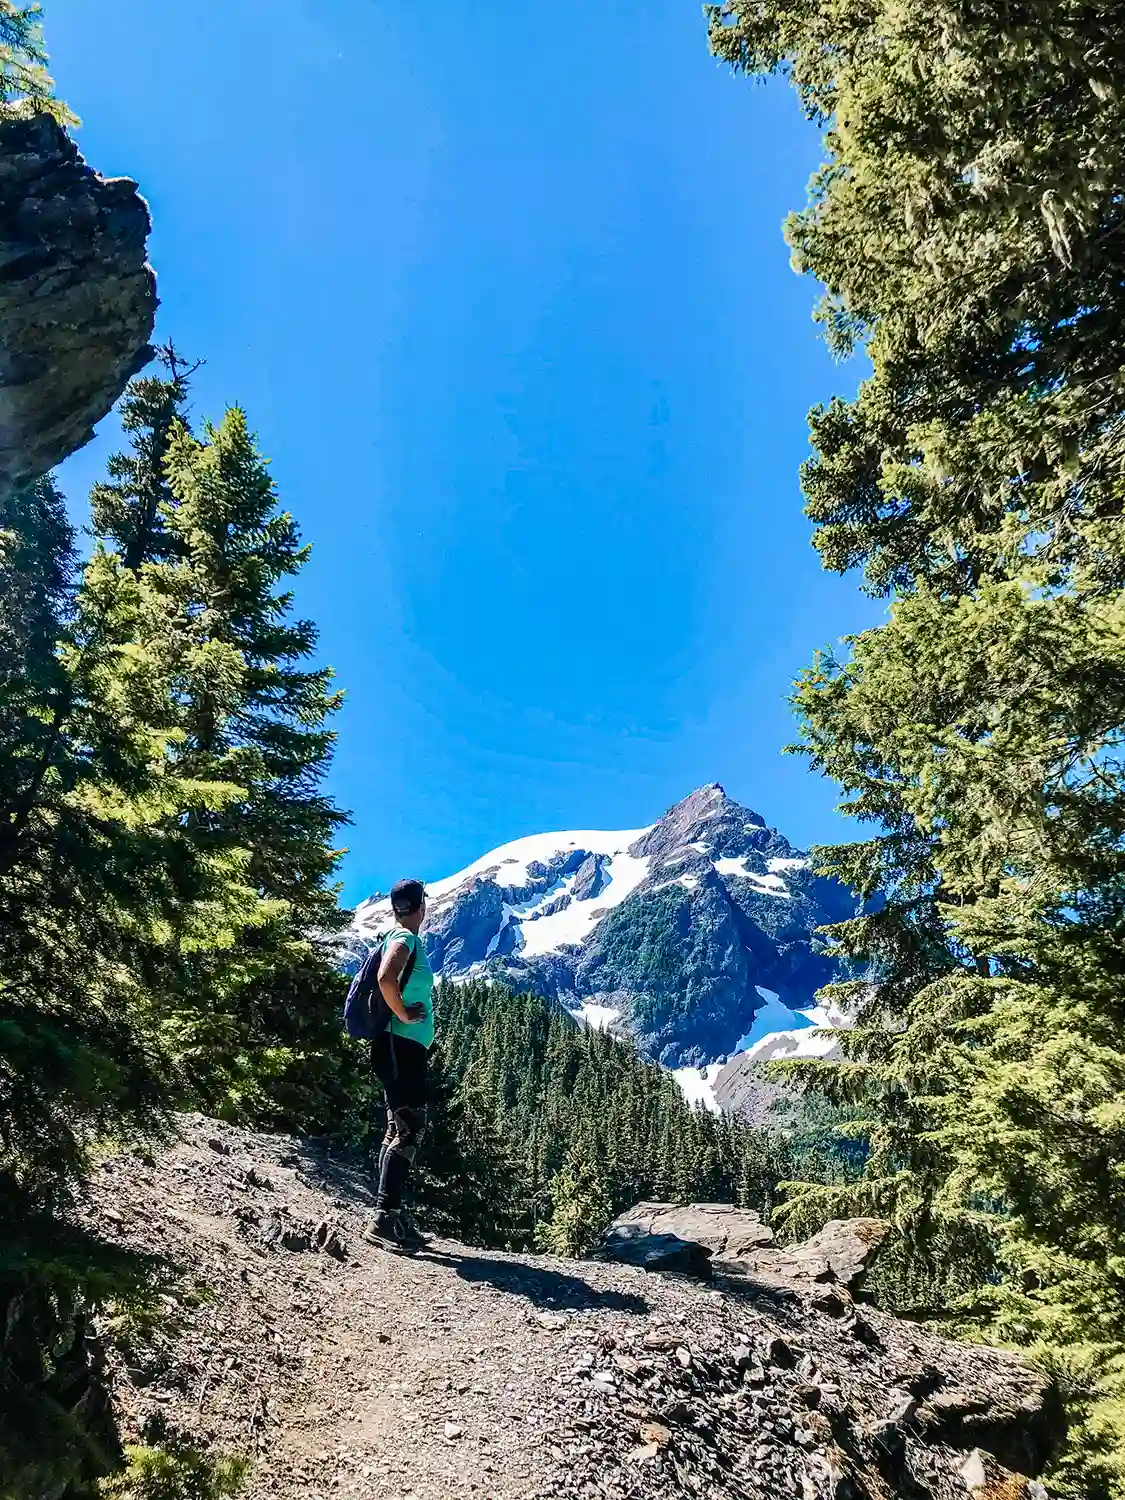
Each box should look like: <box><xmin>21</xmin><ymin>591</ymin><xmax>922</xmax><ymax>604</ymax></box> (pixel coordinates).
<box><xmin>364</xmin><ymin>878</ymin><xmax>435</xmax><ymax>1251</ymax></box>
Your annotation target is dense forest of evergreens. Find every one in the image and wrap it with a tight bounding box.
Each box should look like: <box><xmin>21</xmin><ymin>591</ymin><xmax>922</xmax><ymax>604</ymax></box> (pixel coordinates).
<box><xmin>415</xmin><ymin>978</ymin><xmax>857</xmax><ymax>1255</ymax></box>
<box><xmin>0</xmin><ymin>334</ymin><xmax>358</xmax><ymax>1494</ymax></box>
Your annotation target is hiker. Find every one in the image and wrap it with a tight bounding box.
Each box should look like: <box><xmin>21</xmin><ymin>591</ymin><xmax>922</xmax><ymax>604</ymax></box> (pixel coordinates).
<box><xmin>363</xmin><ymin>877</ymin><xmax>435</xmax><ymax>1251</ymax></box>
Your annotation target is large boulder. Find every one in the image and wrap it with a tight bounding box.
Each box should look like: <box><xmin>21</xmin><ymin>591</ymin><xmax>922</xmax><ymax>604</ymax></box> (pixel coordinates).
<box><xmin>0</xmin><ymin>113</ymin><xmax>156</xmax><ymax>495</ymax></box>
<box><xmin>595</xmin><ymin>1201</ymin><xmax>891</xmax><ymax>1295</ymax></box>
<box><xmin>592</xmin><ymin>1201</ymin><xmax>779</xmax><ymax>1279</ymax></box>
<box><xmin>592</xmin><ymin>1224</ymin><xmax>713</xmax><ymax>1278</ymax></box>
<box><xmin>723</xmin><ymin>1216</ymin><xmax>893</xmax><ymax>1292</ymax></box>
<box><xmin>597</xmin><ymin>1201</ymin><xmax>776</xmax><ymax>1266</ymax></box>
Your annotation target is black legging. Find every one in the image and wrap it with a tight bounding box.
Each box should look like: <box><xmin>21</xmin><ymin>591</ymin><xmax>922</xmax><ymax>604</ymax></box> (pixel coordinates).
<box><xmin>371</xmin><ymin>1033</ymin><xmax>429</xmax><ymax>1214</ymax></box>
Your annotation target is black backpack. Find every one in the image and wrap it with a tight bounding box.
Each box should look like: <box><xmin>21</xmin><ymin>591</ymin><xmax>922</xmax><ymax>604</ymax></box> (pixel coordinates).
<box><xmin>343</xmin><ymin>931</ymin><xmax>419</xmax><ymax>1040</ymax></box>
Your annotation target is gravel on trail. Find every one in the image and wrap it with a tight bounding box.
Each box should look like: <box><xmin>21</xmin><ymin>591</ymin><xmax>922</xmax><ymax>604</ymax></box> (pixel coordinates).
<box><xmin>79</xmin><ymin>1114</ymin><xmax>1058</xmax><ymax>1500</ymax></box>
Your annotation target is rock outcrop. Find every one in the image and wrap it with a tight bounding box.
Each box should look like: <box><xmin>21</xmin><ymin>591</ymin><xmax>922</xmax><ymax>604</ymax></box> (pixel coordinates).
<box><xmin>0</xmin><ymin>113</ymin><xmax>156</xmax><ymax>495</ymax></box>
<box><xmin>77</xmin><ymin>1119</ymin><xmax>1064</xmax><ymax>1500</ymax></box>
<box><xmin>726</xmin><ymin>1217</ymin><xmax>894</xmax><ymax>1292</ymax></box>
<box><xmin>595</xmin><ymin>1201</ymin><xmax>777</xmax><ymax>1278</ymax></box>
<box><xmin>595</xmin><ymin>1200</ymin><xmax>891</xmax><ymax>1296</ymax></box>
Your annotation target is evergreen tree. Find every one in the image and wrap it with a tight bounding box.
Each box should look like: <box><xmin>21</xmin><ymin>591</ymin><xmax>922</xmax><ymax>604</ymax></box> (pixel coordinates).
<box><xmin>0</xmin><ymin>477</ymin><xmax>74</xmax><ymax>874</ymax></box>
<box><xmin>537</xmin><ymin>1136</ymin><xmax>612</xmax><ymax>1258</ymax></box>
<box><xmin>88</xmin><ymin>375</ymin><xmax>355</xmax><ymax>1133</ymax></box>
<box><xmin>0</xmin><ymin>480</ymin><xmax>192</xmax><ymax>1211</ymax></box>
<box><xmin>89</xmin><ymin>348</ymin><xmax>193</xmax><ymax>571</ymax></box>
<box><xmin>156</xmin><ymin>406</ymin><xmax>352</xmax><ymax>1127</ymax></box>
<box><xmin>0</xmin><ymin>481</ymin><xmax>251</xmax><ymax>1496</ymax></box>
<box><xmin>417</xmin><ymin>1049</ymin><xmax>531</xmax><ymax>1250</ymax></box>
<box><xmin>0</xmin><ymin>2</ymin><xmax>75</xmax><ymax>123</ymax></box>
<box><xmin>709</xmin><ymin>4</ymin><xmax>1125</xmax><ymax>1490</ymax></box>
<box><xmin>159</xmin><ymin>405</ymin><xmax>347</xmax><ymax>942</ymax></box>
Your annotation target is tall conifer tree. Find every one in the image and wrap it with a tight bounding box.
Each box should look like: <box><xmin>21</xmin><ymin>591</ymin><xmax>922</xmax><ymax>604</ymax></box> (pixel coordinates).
<box><xmin>156</xmin><ymin>407</ymin><xmax>351</xmax><ymax>1125</ymax></box>
<box><xmin>88</xmin><ymin>371</ymin><xmax>354</xmax><ymax>1131</ymax></box>
<box><xmin>89</xmin><ymin>349</ymin><xmax>193</xmax><ymax>570</ymax></box>
<box><xmin>1</xmin><ymin>481</ymin><xmax>180</xmax><ymax>1210</ymax></box>
<box><xmin>0</xmin><ymin>475</ymin><xmax>255</xmax><ymax>1492</ymax></box>
<box><xmin>537</xmin><ymin>1135</ymin><xmax>612</xmax><ymax>1259</ymax></box>
<box><xmin>709</xmin><ymin>5</ymin><xmax>1125</xmax><ymax>1488</ymax></box>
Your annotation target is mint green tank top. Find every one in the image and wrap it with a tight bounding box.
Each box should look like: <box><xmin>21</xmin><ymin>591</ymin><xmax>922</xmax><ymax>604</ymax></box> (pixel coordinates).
<box><xmin>386</xmin><ymin>928</ymin><xmax>435</xmax><ymax>1050</ymax></box>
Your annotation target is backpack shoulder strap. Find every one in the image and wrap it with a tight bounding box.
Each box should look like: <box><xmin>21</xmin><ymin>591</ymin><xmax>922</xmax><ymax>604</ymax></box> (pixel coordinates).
<box><xmin>401</xmin><ymin>931</ymin><xmax>420</xmax><ymax>989</ymax></box>
<box><xmin>381</xmin><ymin>928</ymin><xmax>420</xmax><ymax>987</ymax></box>
<box><xmin>360</xmin><ymin>940</ymin><xmax>383</xmax><ymax>980</ymax></box>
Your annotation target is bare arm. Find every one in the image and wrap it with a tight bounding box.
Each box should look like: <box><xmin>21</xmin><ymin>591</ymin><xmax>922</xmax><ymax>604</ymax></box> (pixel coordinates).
<box><xmin>378</xmin><ymin>939</ymin><xmax>425</xmax><ymax>1024</ymax></box>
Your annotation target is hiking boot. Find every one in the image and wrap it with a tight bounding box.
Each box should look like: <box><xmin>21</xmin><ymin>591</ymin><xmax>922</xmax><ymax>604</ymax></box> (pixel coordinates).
<box><xmin>396</xmin><ymin>1211</ymin><xmax>431</xmax><ymax>1250</ymax></box>
<box><xmin>363</xmin><ymin>1210</ymin><xmax>409</xmax><ymax>1250</ymax></box>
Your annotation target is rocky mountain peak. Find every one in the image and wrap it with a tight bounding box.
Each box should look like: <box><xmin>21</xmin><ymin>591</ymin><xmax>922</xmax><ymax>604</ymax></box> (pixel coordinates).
<box><xmin>348</xmin><ymin>786</ymin><xmax>860</xmax><ymax>1096</ymax></box>
<box><xmin>633</xmin><ymin>784</ymin><xmax>787</xmax><ymax>878</ymax></box>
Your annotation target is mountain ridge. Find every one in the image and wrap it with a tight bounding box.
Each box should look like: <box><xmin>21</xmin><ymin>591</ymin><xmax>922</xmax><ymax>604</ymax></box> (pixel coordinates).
<box><xmin>349</xmin><ymin>785</ymin><xmax>858</xmax><ymax>1099</ymax></box>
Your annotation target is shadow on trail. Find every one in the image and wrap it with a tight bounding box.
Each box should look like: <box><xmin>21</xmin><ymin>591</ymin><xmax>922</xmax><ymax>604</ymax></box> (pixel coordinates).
<box><xmin>416</xmin><ymin>1248</ymin><xmax>650</xmax><ymax>1314</ymax></box>
<box><xmin>290</xmin><ymin>1138</ymin><xmax>379</xmax><ymax>1209</ymax></box>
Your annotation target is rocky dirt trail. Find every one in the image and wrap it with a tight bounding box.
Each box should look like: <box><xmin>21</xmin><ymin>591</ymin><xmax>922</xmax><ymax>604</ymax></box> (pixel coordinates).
<box><xmin>81</xmin><ymin>1116</ymin><xmax>1060</xmax><ymax>1500</ymax></box>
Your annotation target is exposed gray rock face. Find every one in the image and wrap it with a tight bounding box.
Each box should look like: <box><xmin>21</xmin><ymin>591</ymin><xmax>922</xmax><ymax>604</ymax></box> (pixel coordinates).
<box><xmin>598</xmin><ymin>1201</ymin><xmax>775</xmax><ymax>1266</ymax></box>
<box><xmin>710</xmin><ymin>1046</ymin><xmax>827</xmax><ymax>1121</ymax></box>
<box><xmin>570</xmin><ymin>852</ymin><xmax>608</xmax><ymax>901</ymax></box>
<box><xmin>0</xmin><ymin>113</ymin><xmax>156</xmax><ymax>495</ymax></box>
<box><xmin>538</xmin><ymin>890</ymin><xmax>572</xmax><ymax>917</ymax></box>
<box><xmin>631</xmin><ymin>783</ymin><xmax>770</xmax><ymax>863</ymax></box>
<box><xmin>424</xmin><ymin>877</ymin><xmax>506</xmax><ymax>972</ymax></box>
<box><xmin>596</xmin><ymin>1201</ymin><xmax>890</xmax><ymax>1295</ymax></box>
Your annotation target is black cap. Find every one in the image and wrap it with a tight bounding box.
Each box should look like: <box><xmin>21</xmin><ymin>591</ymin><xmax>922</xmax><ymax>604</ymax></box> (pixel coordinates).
<box><xmin>390</xmin><ymin>878</ymin><xmax>426</xmax><ymax>916</ymax></box>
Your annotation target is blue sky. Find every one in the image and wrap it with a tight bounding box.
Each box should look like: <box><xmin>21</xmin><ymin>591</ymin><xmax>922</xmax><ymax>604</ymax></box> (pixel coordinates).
<box><xmin>47</xmin><ymin>0</ymin><xmax>877</xmax><ymax>903</ymax></box>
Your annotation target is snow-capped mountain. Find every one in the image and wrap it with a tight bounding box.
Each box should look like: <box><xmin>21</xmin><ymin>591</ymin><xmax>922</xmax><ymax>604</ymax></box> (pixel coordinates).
<box><xmin>349</xmin><ymin>784</ymin><xmax>858</xmax><ymax>1107</ymax></box>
